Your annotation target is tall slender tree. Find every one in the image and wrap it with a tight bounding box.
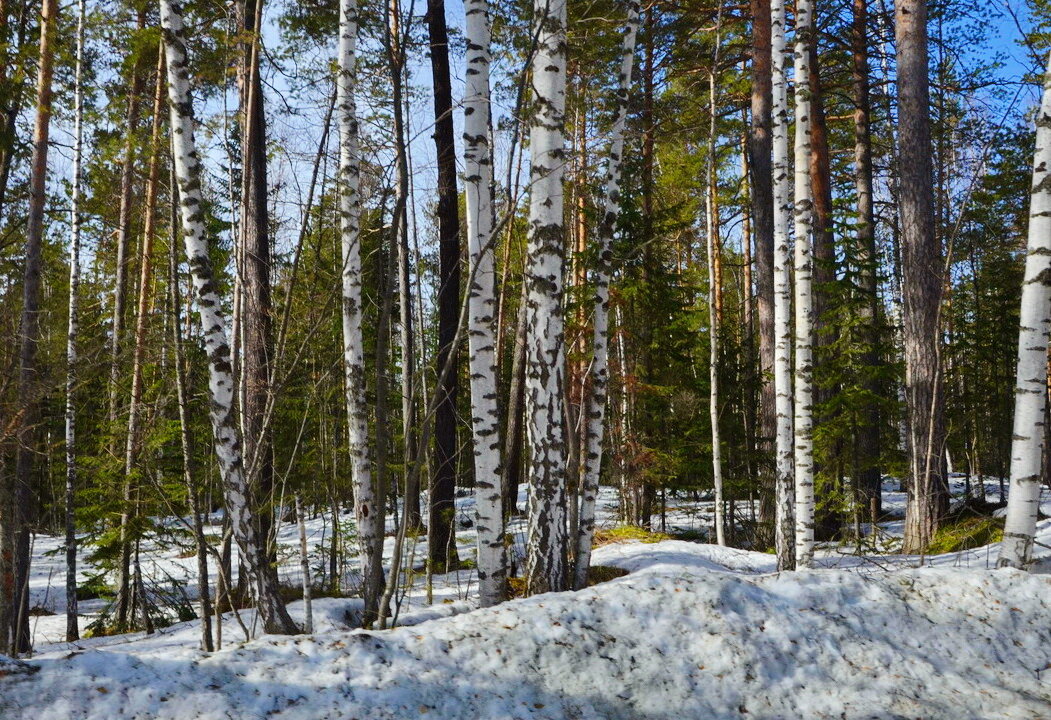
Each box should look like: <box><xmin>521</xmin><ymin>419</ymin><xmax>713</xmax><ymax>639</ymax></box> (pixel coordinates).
<box><xmin>9</xmin><ymin>0</ymin><xmax>57</xmax><ymax>654</ymax></box>
<box><xmin>159</xmin><ymin>0</ymin><xmax>297</xmax><ymax>634</ymax></box>
<box><xmin>851</xmin><ymin>0</ymin><xmax>881</xmax><ymax>522</ymax></box>
<box><xmin>463</xmin><ymin>0</ymin><xmax>506</xmax><ymax>606</ymax></box>
<box><xmin>63</xmin><ymin>0</ymin><xmax>87</xmax><ymax>643</ymax></box>
<box><xmin>426</xmin><ymin>0</ymin><xmax>460</xmax><ymax>569</ymax></box>
<box><xmin>792</xmin><ymin>0</ymin><xmax>815</xmax><ymax>569</ymax></box>
<box><xmin>998</xmin><ymin>51</ymin><xmax>1051</xmax><ymax>571</ymax></box>
<box><xmin>574</xmin><ymin>0</ymin><xmax>641</xmax><ymax>587</ymax></box>
<box><xmin>525</xmin><ymin>0</ymin><xmax>569</xmax><ymax>595</ymax></box>
<box><xmin>897</xmin><ymin>0</ymin><xmax>946</xmax><ymax>553</ymax></box>
<box><xmin>336</xmin><ymin>0</ymin><xmax>385</xmax><ymax>624</ymax></box>
<box><xmin>749</xmin><ymin>0</ymin><xmax>776</xmax><ymax>548</ymax></box>
<box><xmin>770</xmin><ymin>0</ymin><xmax>795</xmax><ymax>570</ymax></box>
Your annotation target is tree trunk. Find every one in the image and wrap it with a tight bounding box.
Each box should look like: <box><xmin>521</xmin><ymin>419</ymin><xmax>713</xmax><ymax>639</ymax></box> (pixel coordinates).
<box><xmin>897</xmin><ymin>0</ymin><xmax>947</xmax><ymax>554</ymax></box>
<box><xmin>792</xmin><ymin>0</ymin><xmax>815</xmax><ymax>569</ymax></box>
<box><xmin>851</xmin><ymin>0</ymin><xmax>881</xmax><ymax>521</ymax></box>
<box><xmin>238</xmin><ymin>0</ymin><xmax>276</xmax><ymax>558</ymax></box>
<box><xmin>336</xmin><ymin>0</ymin><xmax>385</xmax><ymax>625</ymax></box>
<box><xmin>707</xmin><ymin>4</ymin><xmax>726</xmax><ymax>548</ymax></box>
<box><xmin>160</xmin><ymin>0</ymin><xmax>297</xmax><ymax>634</ymax></box>
<box><xmin>117</xmin><ymin>48</ymin><xmax>165</xmax><ymax>632</ymax></box>
<box><xmin>749</xmin><ymin>0</ymin><xmax>776</xmax><ymax>550</ymax></box>
<box><xmin>108</xmin><ymin>9</ymin><xmax>147</xmax><ymax>431</ymax></box>
<box><xmin>10</xmin><ymin>0</ymin><xmax>56</xmax><ymax>654</ymax></box>
<box><xmin>63</xmin><ymin>0</ymin><xmax>86</xmax><ymax>643</ymax></box>
<box><xmin>426</xmin><ymin>0</ymin><xmax>460</xmax><ymax>568</ymax></box>
<box><xmin>998</xmin><ymin>51</ymin><xmax>1051</xmax><ymax>570</ymax></box>
<box><xmin>574</xmin><ymin>0</ymin><xmax>640</xmax><ymax>588</ymax></box>
<box><xmin>770</xmin><ymin>0</ymin><xmax>795</xmax><ymax>571</ymax></box>
<box><xmin>463</xmin><ymin>0</ymin><xmax>507</xmax><ymax>606</ymax></box>
<box><xmin>169</xmin><ymin>163</ymin><xmax>213</xmax><ymax>652</ymax></box>
<box><xmin>525</xmin><ymin>0</ymin><xmax>569</xmax><ymax>595</ymax></box>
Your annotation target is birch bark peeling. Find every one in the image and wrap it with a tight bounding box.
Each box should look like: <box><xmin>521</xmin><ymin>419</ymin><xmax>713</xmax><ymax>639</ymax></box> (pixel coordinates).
<box><xmin>998</xmin><ymin>52</ymin><xmax>1051</xmax><ymax>570</ymax></box>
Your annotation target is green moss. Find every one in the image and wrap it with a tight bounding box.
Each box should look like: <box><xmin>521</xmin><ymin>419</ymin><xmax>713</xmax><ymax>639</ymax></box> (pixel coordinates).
<box><xmin>592</xmin><ymin>526</ymin><xmax>671</xmax><ymax>547</ymax></box>
<box><xmin>927</xmin><ymin>514</ymin><xmax>1004</xmax><ymax>554</ymax></box>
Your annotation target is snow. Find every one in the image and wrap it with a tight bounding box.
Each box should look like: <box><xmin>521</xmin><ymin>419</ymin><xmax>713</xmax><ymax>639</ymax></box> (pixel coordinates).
<box><xmin>3</xmin><ymin>481</ymin><xmax>1051</xmax><ymax>718</ymax></box>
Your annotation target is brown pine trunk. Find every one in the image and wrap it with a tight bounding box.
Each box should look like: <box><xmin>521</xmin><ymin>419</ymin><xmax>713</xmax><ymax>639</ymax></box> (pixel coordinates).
<box><xmin>108</xmin><ymin>8</ymin><xmax>147</xmax><ymax>430</ymax></box>
<box><xmin>238</xmin><ymin>0</ymin><xmax>276</xmax><ymax>558</ymax></box>
<box><xmin>852</xmin><ymin>0</ymin><xmax>882</xmax><ymax>521</ymax></box>
<box><xmin>10</xmin><ymin>0</ymin><xmax>56</xmax><ymax>654</ymax></box>
<box><xmin>749</xmin><ymin>0</ymin><xmax>776</xmax><ymax>548</ymax></box>
<box><xmin>426</xmin><ymin>0</ymin><xmax>460</xmax><ymax>565</ymax></box>
<box><xmin>896</xmin><ymin>0</ymin><xmax>947</xmax><ymax>553</ymax></box>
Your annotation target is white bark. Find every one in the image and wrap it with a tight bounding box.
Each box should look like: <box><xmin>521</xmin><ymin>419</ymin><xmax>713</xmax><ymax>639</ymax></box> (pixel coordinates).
<box><xmin>525</xmin><ymin>0</ymin><xmax>569</xmax><ymax>595</ymax></box>
<box><xmin>792</xmin><ymin>0</ymin><xmax>815</xmax><ymax>569</ymax></box>
<box><xmin>295</xmin><ymin>494</ymin><xmax>312</xmax><ymax>632</ymax></box>
<box><xmin>336</xmin><ymin>0</ymin><xmax>384</xmax><ymax>618</ymax></box>
<box><xmin>463</xmin><ymin>0</ymin><xmax>506</xmax><ymax>606</ymax></box>
<box><xmin>573</xmin><ymin>0</ymin><xmax>641</xmax><ymax>589</ymax></box>
<box><xmin>706</xmin><ymin>4</ymin><xmax>726</xmax><ymax>549</ymax></box>
<box><xmin>336</xmin><ymin>0</ymin><xmax>384</xmax><ymax>619</ymax></box>
<box><xmin>771</xmin><ymin>0</ymin><xmax>795</xmax><ymax>571</ymax></box>
<box><xmin>998</xmin><ymin>52</ymin><xmax>1051</xmax><ymax>570</ymax></box>
<box><xmin>63</xmin><ymin>0</ymin><xmax>86</xmax><ymax>643</ymax></box>
<box><xmin>159</xmin><ymin>0</ymin><xmax>296</xmax><ymax>634</ymax></box>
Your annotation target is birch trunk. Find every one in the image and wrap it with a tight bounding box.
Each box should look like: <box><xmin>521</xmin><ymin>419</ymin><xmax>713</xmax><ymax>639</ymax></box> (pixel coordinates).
<box><xmin>706</xmin><ymin>4</ymin><xmax>726</xmax><ymax>548</ymax></box>
<box><xmin>573</xmin><ymin>0</ymin><xmax>640</xmax><ymax>588</ymax></box>
<box><xmin>770</xmin><ymin>0</ymin><xmax>795</xmax><ymax>571</ymax></box>
<box><xmin>336</xmin><ymin>0</ymin><xmax>384</xmax><ymax>623</ymax></box>
<box><xmin>792</xmin><ymin>0</ymin><xmax>815</xmax><ymax>569</ymax></box>
<box><xmin>463</xmin><ymin>0</ymin><xmax>506</xmax><ymax>606</ymax></box>
<box><xmin>63</xmin><ymin>0</ymin><xmax>86</xmax><ymax>643</ymax></box>
<box><xmin>998</xmin><ymin>52</ymin><xmax>1051</xmax><ymax>570</ymax></box>
<box><xmin>159</xmin><ymin>0</ymin><xmax>297</xmax><ymax>635</ymax></box>
<box><xmin>168</xmin><ymin>167</ymin><xmax>213</xmax><ymax>652</ymax></box>
<box><xmin>525</xmin><ymin>0</ymin><xmax>569</xmax><ymax>595</ymax></box>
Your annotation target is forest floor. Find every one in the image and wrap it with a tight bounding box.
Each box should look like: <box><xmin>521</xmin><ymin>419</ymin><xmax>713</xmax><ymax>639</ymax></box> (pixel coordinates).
<box><xmin>2</xmin><ymin>478</ymin><xmax>1050</xmax><ymax>719</ymax></box>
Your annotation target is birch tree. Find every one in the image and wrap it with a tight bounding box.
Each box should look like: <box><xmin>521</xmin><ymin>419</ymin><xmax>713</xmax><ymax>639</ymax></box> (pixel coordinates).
<box><xmin>792</xmin><ymin>0</ymin><xmax>815</xmax><ymax>569</ymax></box>
<box><xmin>525</xmin><ymin>0</ymin><xmax>569</xmax><ymax>595</ymax></box>
<box><xmin>706</xmin><ymin>2</ymin><xmax>726</xmax><ymax>548</ymax></box>
<box><xmin>159</xmin><ymin>0</ymin><xmax>297</xmax><ymax>635</ymax></box>
<box><xmin>336</xmin><ymin>0</ymin><xmax>385</xmax><ymax>623</ymax></box>
<box><xmin>573</xmin><ymin>0</ymin><xmax>641</xmax><ymax>588</ymax></box>
<box><xmin>770</xmin><ymin>0</ymin><xmax>795</xmax><ymax>571</ymax></box>
<box><xmin>998</xmin><ymin>52</ymin><xmax>1051</xmax><ymax>571</ymax></box>
<box><xmin>63</xmin><ymin>0</ymin><xmax>87</xmax><ymax>643</ymax></box>
<box><xmin>463</xmin><ymin>0</ymin><xmax>506</xmax><ymax>606</ymax></box>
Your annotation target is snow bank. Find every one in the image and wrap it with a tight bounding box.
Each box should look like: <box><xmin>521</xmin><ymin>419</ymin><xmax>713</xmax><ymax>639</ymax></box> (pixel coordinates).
<box><xmin>3</xmin><ymin>555</ymin><xmax>1049</xmax><ymax>719</ymax></box>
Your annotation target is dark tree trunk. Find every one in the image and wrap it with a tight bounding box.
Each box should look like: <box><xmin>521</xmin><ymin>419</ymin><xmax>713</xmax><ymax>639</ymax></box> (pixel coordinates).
<box><xmin>749</xmin><ymin>0</ymin><xmax>775</xmax><ymax>548</ymax></box>
<box><xmin>10</xmin><ymin>0</ymin><xmax>56</xmax><ymax>654</ymax></box>
<box><xmin>426</xmin><ymin>0</ymin><xmax>460</xmax><ymax>569</ymax></box>
<box><xmin>238</xmin><ymin>0</ymin><xmax>276</xmax><ymax>558</ymax></box>
<box><xmin>896</xmin><ymin>0</ymin><xmax>947</xmax><ymax>553</ymax></box>
<box><xmin>852</xmin><ymin>0</ymin><xmax>882</xmax><ymax>521</ymax></box>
